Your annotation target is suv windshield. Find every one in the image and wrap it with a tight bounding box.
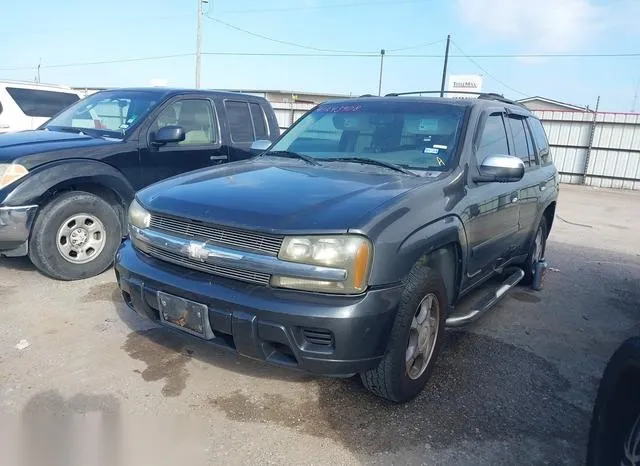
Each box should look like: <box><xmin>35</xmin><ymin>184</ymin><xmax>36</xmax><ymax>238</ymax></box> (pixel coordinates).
<box><xmin>267</xmin><ymin>100</ymin><xmax>467</xmax><ymax>172</ymax></box>
<box><xmin>44</xmin><ymin>90</ymin><xmax>162</xmax><ymax>138</ymax></box>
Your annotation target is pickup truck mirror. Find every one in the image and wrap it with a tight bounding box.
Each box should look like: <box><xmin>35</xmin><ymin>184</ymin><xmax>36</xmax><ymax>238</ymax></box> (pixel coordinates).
<box><xmin>475</xmin><ymin>155</ymin><xmax>525</xmax><ymax>183</ymax></box>
<box><xmin>153</xmin><ymin>125</ymin><xmax>186</xmax><ymax>145</ymax></box>
<box><xmin>250</xmin><ymin>139</ymin><xmax>272</xmax><ymax>153</ymax></box>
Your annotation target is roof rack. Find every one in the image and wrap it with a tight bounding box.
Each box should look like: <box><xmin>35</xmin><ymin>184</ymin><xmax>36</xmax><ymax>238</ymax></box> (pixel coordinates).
<box><xmin>383</xmin><ymin>90</ymin><xmax>527</xmax><ymax>109</ymax></box>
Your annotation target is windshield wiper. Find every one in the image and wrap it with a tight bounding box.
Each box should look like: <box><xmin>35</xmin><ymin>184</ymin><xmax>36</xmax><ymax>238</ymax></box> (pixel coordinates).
<box><xmin>320</xmin><ymin>157</ymin><xmax>418</xmax><ymax>177</ymax></box>
<box><xmin>264</xmin><ymin>150</ymin><xmax>321</xmax><ymax>166</ymax></box>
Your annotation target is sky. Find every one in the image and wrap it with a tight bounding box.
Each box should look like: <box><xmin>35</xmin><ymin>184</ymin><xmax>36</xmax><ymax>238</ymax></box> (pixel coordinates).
<box><xmin>2</xmin><ymin>0</ymin><xmax>639</xmax><ymax>112</ymax></box>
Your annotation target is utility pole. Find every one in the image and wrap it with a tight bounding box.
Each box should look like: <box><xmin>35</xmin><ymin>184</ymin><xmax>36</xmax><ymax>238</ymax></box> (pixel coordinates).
<box><xmin>584</xmin><ymin>95</ymin><xmax>600</xmax><ymax>184</ymax></box>
<box><xmin>195</xmin><ymin>0</ymin><xmax>203</xmax><ymax>88</ymax></box>
<box><xmin>36</xmin><ymin>58</ymin><xmax>41</xmax><ymax>83</ymax></box>
<box><xmin>377</xmin><ymin>49</ymin><xmax>385</xmax><ymax>96</ymax></box>
<box><xmin>439</xmin><ymin>34</ymin><xmax>451</xmax><ymax>97</ymax></box>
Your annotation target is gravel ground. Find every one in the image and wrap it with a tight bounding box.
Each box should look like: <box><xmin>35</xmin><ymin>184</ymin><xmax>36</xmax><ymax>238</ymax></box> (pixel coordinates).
<box><xmin>1</xmin><ymin>183</ymin><xmax>639</xmax><ymax>466</ymax></box>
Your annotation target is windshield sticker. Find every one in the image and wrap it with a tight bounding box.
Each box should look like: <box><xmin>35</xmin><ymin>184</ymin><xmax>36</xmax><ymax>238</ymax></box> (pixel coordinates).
<box><xmin>433</xmin><ymin>144</ymin><xmax>448</xmax><ymax>150</ymax></box>
<box><xmin>424</xmin><ymin>147</ymin><xmax>439</xmax><ymax>154</ymax></box>
<box><xmin>119</xmin><ymin>124</ymin><xmax>129</xmax><ymax>129</ymax></box>
<box><xmin>317</xmin><ymin>104</ymin><xmax>363</xmax><ymax>113</ymax></box>
<box><xmin>436</xmin><ymin>156</ymin><xmax>446</xmax><ymax>166</ymax></box>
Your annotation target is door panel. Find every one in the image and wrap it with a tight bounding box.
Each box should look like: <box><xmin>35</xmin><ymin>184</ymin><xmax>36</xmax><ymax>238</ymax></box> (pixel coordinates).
<box><xmin>466</xmin><ymin>111</ymin><xmax>520</xmax><ymax>277</ymax></box>
<box><xmin>139</xmin><ymin>98</ymin><xmax>227</xmax><ymax>188</ymax></box>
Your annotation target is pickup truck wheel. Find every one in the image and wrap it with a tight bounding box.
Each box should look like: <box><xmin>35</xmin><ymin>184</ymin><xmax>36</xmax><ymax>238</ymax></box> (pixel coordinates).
<box><xmin>28</xmin><ymin>192</ymin><xmax>121</xmax><ymax>281</ymax></box>
<box><xmin>520</xmin><ymin>216</ymin><xmax>547</xmax><ymax>286</ymax></box>
<box><xmin>360</xmin><ymin>265</ymin><xmax>446</xmax><ymax>403</ymax></box>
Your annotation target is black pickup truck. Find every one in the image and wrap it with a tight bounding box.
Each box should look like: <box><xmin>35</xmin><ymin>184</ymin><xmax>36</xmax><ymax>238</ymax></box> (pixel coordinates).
<box><xmin>115</xmin><ymin>91</ymin><xmax>559</xmax><ymax>403</ymax></box>
<box><xmin>0</xmin><ymin>87</ymin><xmax>280</xmax><ymax>280</ymax></box>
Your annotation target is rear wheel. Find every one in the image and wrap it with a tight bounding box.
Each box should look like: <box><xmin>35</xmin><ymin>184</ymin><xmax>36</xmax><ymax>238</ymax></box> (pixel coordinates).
<box><xmin>29</xmin><ymin>192</ymin><xmax>122</xmax><ymax>281</ymax></box>
<box><xmin>360</xmin><ymin>264</ymin><xmax>446</xmax><ymax>403</ymax></box>
<box><xmin>520</xmin><ymin>216</ymin><xmax>547</xmax><ymax>286</ymax></box>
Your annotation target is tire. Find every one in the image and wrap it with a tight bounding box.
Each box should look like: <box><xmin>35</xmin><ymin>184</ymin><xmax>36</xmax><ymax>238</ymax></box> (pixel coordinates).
<box><xmin>586</xmin><ymin>337</ymin><xmax>640</xmax><ymax>466</ymax></box>
<box><xmin>360</xmin><ymin>264</ymin><xmax>447</xmax><ymax>403</ymax></box>
<box><xmin>520</xmin><ymin>216</ymin><xmax>548</xmax><ymax>286</ymax></box>
<box><xmin>28</xmin><ymin>191</ymin><xmax>122</xmax><ymax>281</ymax></box>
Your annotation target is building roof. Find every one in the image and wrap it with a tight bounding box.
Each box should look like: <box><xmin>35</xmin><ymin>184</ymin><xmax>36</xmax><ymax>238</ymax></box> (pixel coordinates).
<box><xmin>516</xmin><ymin>96</ymin><xmax>587</xmax><ymax>111</ymax></box>
<box><xmin>222</xmin><ymin>89</ymin><xmax>351</xmax><ymax>98</ymax></box>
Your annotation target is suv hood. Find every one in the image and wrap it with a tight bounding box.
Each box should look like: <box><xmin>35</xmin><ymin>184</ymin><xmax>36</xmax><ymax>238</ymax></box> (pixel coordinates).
<box><xmin>0</xmin><ymin>129</ymin><xmax>118</xmax><ymax>164</ymax></box>
<box><xmin>138</xmin><ymin>158</ymin><xmax>429</xmax><ymax>233</ymax></box>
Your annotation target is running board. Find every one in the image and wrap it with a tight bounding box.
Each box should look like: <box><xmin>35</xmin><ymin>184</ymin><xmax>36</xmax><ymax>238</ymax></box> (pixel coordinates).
<box><xmin>445</xmin><ymin>267</ymin><xmax>525</xmax><ymax>328</ymax></box>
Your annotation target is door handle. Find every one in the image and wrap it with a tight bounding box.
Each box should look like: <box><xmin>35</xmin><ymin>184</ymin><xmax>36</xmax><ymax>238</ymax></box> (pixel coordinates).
<box><xmin>539</xmin><ymin>183</ymin><xmax>546</xmax><ymax>191</ymax></box>
<box><xmin>511</xmin><ymin>196</ymin><xmax>518</xmax><ymax>203</ymax></box>
<box><xmin>209</xmin><ymin>155</ymin><xmax>228</xmax><ymax>161</ymax></box>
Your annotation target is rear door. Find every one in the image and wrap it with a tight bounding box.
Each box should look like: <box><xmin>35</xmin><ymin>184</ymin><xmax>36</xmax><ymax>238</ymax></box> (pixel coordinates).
<box><xmin>221</xmin><ymin>99</ymin><xmax>273</xmax><ymax>161</ymax></box>
<box><xmin>465</xmin><ymin>109</ymin><xmax>521</xmax><ymax>279</ymax></box>
<box><xmin>139</xmin><ymin>96</ymin><xmax>227</xmax><ymax>187</ymax></box>
<box><xmin>3</xmin><ymin>86</ymin><xmax>80</xmax><ymax>130</ymax></box>
<box><xmin>505</xmin><ymin>111</ymin><xmax>541</xmax><ymax>248</ymax></box>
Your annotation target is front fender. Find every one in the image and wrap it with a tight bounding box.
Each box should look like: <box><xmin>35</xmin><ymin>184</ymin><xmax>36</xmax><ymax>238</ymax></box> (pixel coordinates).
<box><xmin>368</xmin><ymin>215</ymin><xmax>468</xmax><ymax>286</ymax></box>
<box><xmin>1</xmin><ymin>159</ymin><xmax>135</xmax><ymax>207</ymax></box>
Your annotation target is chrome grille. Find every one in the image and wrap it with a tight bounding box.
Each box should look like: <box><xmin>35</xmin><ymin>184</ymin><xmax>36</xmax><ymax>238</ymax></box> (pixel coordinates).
<box><xmin>144</xmin><ymin>244</ymin><xmax>271</xmax><ymax>286</ymax></box>
<box><xmin>149</xmin><ymin>214</ymin><xmax>283</xmax><ymax>256</ymax></box>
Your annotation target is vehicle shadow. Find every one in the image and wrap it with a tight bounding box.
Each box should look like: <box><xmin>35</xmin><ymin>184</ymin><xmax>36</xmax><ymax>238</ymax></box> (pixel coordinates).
<box><xmin>0</xmin><ymin>256</ymin><xmax>35</xmax><ymax>272</ymax></box>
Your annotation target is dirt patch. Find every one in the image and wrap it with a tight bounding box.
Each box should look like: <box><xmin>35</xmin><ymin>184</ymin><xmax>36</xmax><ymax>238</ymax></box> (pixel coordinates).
<box><xmin>83</xmin><ymin>282</ymin><xmax>121</xmax><ymax>303</ymax></box>
<box><xmin>209</xmin><ymin>332</ymin><xmax>589</xmax><ymax>456</ymax></box>
<box><xmin>123</xmin><ymin>329</ymin><xmax>192</xmax><ymax>397</ymax></box>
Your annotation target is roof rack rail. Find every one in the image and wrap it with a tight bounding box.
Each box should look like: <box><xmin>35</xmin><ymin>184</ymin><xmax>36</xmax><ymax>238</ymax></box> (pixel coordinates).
<box><xmin>383</xmin><ymin>90</ymin><xmax>528</xmax><ymax>109</ymax></box>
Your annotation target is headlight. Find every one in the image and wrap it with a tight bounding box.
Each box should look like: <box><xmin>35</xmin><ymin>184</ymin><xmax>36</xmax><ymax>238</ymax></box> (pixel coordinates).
<box><xmin>0</xmin><ymin>164</ymin><xmax>29</xmax><ymax>189</ymax></box>
<box><xmin>272</xmin><ymin>235</ymin><xmax>372</xmax><ymax>294</ymax></box>
<box><xmin>128</xmin><ymin>199</ymin><xmax>151</xmax><ymax>229</ymax></box>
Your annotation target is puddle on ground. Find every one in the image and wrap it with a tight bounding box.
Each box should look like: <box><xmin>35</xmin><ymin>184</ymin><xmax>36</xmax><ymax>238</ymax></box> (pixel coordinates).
<box><xmin>83</xmin><ymin>283</ymin><xmax>121</xmax><ymax>303</ymax></box>
<box><xmin>209</xmin><ymin>332</ymin><xmax>589</xmax><ymax>455</ymax></box>
<box><xmin>123</xmin><ymin>329</ymin><xmax>192</xmax><ymax>397</ymax></box>
<box><xmin>510</xmin><ymin>291</ymin><xmax>542</xmax><ymax>303</ymax></box>
<box><xmin>0</xmin><ymin>284</ymin><xmax>16</xmax><ymax>298</ymax></box>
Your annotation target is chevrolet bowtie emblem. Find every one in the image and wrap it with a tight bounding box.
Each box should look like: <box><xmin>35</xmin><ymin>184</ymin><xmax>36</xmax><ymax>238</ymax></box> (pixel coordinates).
<box><xmin>185</xmin><ymin>242</ymin><xmax>244</xmax><ymax>263</ymax></box>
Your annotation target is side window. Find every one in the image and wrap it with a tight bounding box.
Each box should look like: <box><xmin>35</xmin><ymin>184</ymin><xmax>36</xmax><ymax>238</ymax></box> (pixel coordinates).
<box><xmin>249</xmin><ymin>102</ymin><xmax>268</xmax><ymax>140</ymax></box>
<box><xmin>528</xmin><ymin>117</ymin><xmax>552</xmax><ymax>165</ymax></box>
<box><xmin>477</xmin><ymin>113</ymin><xmax>509</xmax><ymax>162</ymax></box>
<box><xmin>153</xmin><ymin>99</ymin><xmax>217</xmax><ymax>146</ymax></box>
<box><xmin>507</xmin><ymin>115</ymin><xmax>533</xmax><ymax>167</ymax></box>
<box><xmin>5</xmin><ymin>87</ymin><xmax>79</xmax><ymax>118</ymax></box>
<box><xmin>225</xmin><ymin>100</ymin><xmax>254</xmax><ymax>143</ymax></box>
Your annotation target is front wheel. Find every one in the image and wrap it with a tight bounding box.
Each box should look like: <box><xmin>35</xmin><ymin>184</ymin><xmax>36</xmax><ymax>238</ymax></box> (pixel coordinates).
<box><xmin>28</xmin><ymin>192</ymin><xmax>122</xmax><ymax>281</ymax></box>
<box><xmin>360</xmin><ymin>265</ymin><xmax>446</xmax><ymax>403</ymax></box>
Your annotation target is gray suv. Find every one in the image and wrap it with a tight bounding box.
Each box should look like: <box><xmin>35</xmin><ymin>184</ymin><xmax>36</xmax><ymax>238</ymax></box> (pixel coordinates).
<box><xmin>114</xmin><ymin>91</ymin><xmax>559</xmax><ymax>403</ymax></box>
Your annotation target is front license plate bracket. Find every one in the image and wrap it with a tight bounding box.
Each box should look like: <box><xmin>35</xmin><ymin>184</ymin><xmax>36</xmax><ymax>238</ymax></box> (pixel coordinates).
<box><xmin>157</xmin><ymin>291</ymin><xmax>215</xmax><ymax>340</ymax></box>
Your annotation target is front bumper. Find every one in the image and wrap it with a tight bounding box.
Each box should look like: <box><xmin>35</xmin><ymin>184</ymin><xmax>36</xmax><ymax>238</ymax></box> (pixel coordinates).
<box><xmin>114</xmin><ymin>240</ymin><xmax>403</xmax><ymax>376</ymax></box>
<box><xmin>0</xmin><ymin>205</ymin><xmax>38</xmax><ymax>256</ymax></box>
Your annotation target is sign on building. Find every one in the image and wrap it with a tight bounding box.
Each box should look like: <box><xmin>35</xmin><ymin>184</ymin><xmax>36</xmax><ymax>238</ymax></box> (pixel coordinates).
<box><xmin>446</xmin><ymin>74</ymin><xmax>483</xmax><ymax>98</ymax></box>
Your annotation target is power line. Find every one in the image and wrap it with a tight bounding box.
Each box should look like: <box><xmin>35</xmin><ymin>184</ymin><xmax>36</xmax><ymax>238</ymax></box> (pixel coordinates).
<box><xmin>217</xmin><ymin>0</ymin><xmax>431</xmax><ymax>14</ymax></box>
<box><xmin>386</xmin><ymin>39</ymin><xmax>444</xmax><ymax>53</ymax></box>
<box><xmin>0</xmin><ymin>53</ymin><xmax>194</xmax><ymax>72</ymax></box>
<box><xmin>450</xmin><ymin>40</ymin><xmax>529</xmax><ymax>97</ymax></box>
<box><xmin>204</xmin><ymin>15</ymin><xmax>373</xmax><ymax>54</ymax></box>
<box><xmin>2</xmin><ymin>50</ymin><xmax>638</xmax><ymax>72</ymax></box>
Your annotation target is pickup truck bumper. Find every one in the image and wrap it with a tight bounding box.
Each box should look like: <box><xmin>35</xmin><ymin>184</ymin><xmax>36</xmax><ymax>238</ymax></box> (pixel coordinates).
<box><xmin>0</xmin><ymin>205</ymin><xmax>38</xmax><ymax>256</ymax></box>
<box><xmin>114</xmin><ymin>240</ymin><xmax>403</xmax><ymax>376</ymax></box>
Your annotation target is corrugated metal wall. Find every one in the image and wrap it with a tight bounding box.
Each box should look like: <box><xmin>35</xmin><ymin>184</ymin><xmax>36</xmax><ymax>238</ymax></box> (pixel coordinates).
<box><xmin>533</xmin><ymin>110</ymin><xmax>640</xmax><ymax>190</ymax></box>
<box><xmin>270</xmin><ymin>102</ymin><xmax>315</xmax><ymax>130</ymax></box>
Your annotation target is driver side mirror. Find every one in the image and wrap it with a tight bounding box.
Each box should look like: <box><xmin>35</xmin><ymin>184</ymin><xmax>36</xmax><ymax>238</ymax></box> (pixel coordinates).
<box><xmin>250</xmin><ymin>139</ymin><xmax>272</xmax><ymax>153</ymax></box>
<box><xmin>152</xmin><ymin>125</ymin><xmax>185</xmax><ymax>145</ymax></box>
<box><xmin>474</xmin><ymin>155</ymin><xmax>525</xmax><ymax>183</ymax></box>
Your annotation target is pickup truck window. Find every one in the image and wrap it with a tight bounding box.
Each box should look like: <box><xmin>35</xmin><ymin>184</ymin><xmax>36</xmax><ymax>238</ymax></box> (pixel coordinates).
<box><xmin>507</xmin><ymin>114</ymin><xmax>535</xmax><ymax>167</ymax></box>
<box><xmin>152</xmin><ymin>99</ymin><xmax>217</xmax><ymax>145</ymax></box>
<box><xmin>477</xmin><ymin>112</ymin><xmax>509</xmax><ymax>162</ymax></box>
<box><xmin>249</xmin><ymin>102</ymin><xmax>268</xmax><ymax>140</ymax></box>
<box><xmin>45</xmin><ymin>90</ymin><xmax>160</xmax><ymax>137</ymax></box>
<box><xmin>225</xmin><ymin>100</ymin><xmax>254</xmax><ymax>143</ymax></box>
<box><xmin>267</xmin><ymin>100</ymin><xmax>466</xmax><ymax>171</ymax></box>
<box><xmin>6</xmin><ymin>87</ymin><xmax>80</xmax><ymax>118</ymax></box>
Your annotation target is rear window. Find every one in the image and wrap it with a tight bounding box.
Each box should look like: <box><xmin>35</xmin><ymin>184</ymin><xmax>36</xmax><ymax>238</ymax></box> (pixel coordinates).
<box><xmin>528</xmin><ymin>117</ymin><xmax>552</xmax><ymax>165</ymax></box>
<box><xmin>224</xmin><ymin>100</ymin><xmax>254</xmax><ymax>143</ymax></box>
<box><xmin>6</xmin><ymin>87</ymin><xmax>80</xmax><ymax>118</ymax></box>
<box><xmin>249</xmin><ymin>102</ymin><xmax>268</xmax><ymax>139</ymax></box>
